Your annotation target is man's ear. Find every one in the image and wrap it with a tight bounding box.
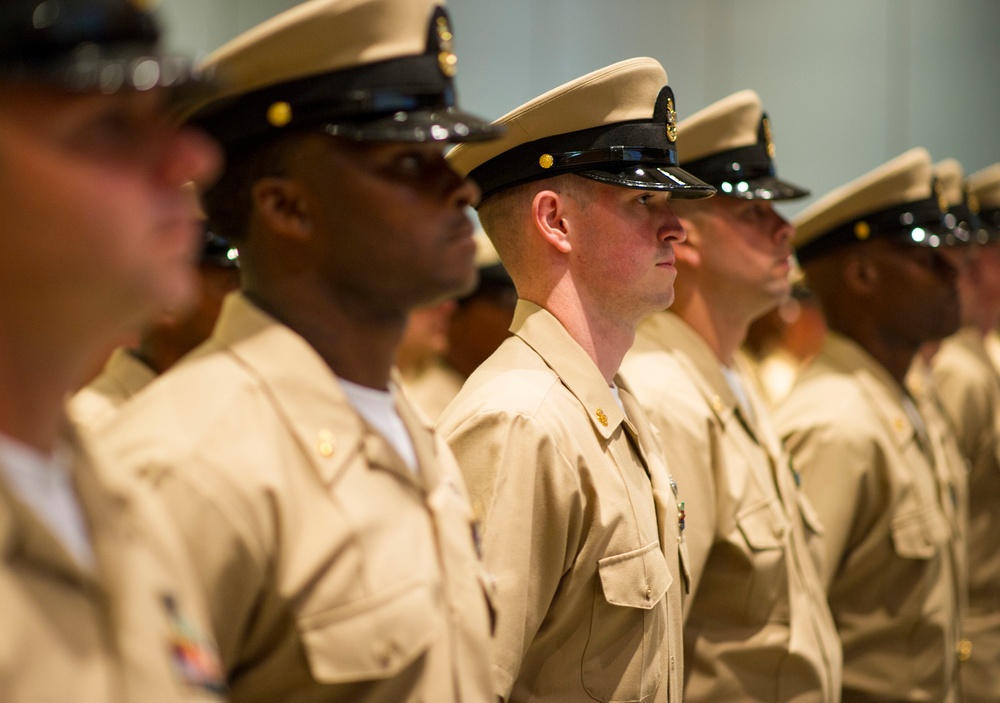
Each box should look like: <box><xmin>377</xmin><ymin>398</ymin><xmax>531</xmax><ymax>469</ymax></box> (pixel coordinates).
<box><xmin>530</xmin><ymin>189</ymin><xmax>573</xmax><ymax>254</ymax></box>
<box><xmin>843</xmin><ymin>249</ymin><xmax>879</xmax><ymax>295</ymax></box>
<box><xmin>251</xmin><ymin>177</ymin><xmax>312</xmax><ymax>242</ymax></box>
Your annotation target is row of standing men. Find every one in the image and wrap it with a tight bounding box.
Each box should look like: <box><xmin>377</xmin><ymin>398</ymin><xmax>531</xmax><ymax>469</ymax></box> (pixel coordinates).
<box><xmin>4</xmin><ymin>0</ymin><xmax>1000</xmax><ymax>701</ymax></box>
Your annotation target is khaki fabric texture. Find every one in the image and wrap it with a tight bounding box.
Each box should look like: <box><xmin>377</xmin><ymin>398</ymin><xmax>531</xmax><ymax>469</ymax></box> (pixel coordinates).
<box><xmin>775</xmin><ymin>332</ymin><xmax>964</xmax><ymax>703</ymax></box>
<box><xmin>0</xmin><ymin>429</ymin><xmax>224</xmax><ymax>702</ymax></box>
<box><xmin>69</xmin><ymin>347</ymin><xmax>157</xmax><ymax>429</ymax></box>
<box><xmin>399</xmin><ymin>356</ymin><xmax>465</xmax><ymax>423</ymax></box>
<box><xmin>438</xmin><ymin>300</ymin><xmax>687</xmax><ymax>703</ymax></box>
<box><xmin>931</xmin><ymin>327</ymin><xmax>1000</xmax><ymax>703</ymax></box>
<box><xmin>623</xmin><ymin>311</ymin><xmax>842</xmax><ymax>703</ymax></box>
<box><xmin>100</xmin><ymin>292</ymin><xmax>494</xmax><ymax>703</ymax></box>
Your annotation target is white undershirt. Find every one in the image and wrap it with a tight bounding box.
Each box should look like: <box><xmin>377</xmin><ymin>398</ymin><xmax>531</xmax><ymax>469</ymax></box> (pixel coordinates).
<box><xmin>338</xmin><ymin>379</ymin><xmax>419</xmax><ymax>473</ymax></box>
<box><xmin>609</xmin><ymin>383</ymin><xmax>625</xmax><ymax>412</ymax></box>
<box><xmin>0</xmin><ymin>433</ymin><xmax>95</xmax><ymax>570</ymax></box>
<box><xmin>721</xmin><ymin>365</ymin><xmax>757</xmax><ymax>427</ymax></box>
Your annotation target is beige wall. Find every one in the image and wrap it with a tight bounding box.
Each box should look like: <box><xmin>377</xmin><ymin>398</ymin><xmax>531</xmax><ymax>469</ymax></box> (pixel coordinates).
<box><xmin>159</xmin><ymin>0</ymin><xmax>1000</xmax><ymax>216</ymax></box>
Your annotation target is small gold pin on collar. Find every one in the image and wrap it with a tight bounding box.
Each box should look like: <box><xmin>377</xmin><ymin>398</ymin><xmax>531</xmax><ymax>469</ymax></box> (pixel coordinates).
<box><xmin>316</xmin><ymin>429</ymin><xmax>335</xmax><ymax>458</ymax></box>
<box><xmin>595</xmin><ymin>408</ymin><xmax>608</xmax><ymax>427</ymax></box>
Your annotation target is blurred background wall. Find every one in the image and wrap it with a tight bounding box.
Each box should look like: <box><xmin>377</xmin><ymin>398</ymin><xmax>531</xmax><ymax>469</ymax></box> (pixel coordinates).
<box><xmin>159</xmin><ymin>0</ymin><xmax>1000</xmax><ymax>217</ymax></box>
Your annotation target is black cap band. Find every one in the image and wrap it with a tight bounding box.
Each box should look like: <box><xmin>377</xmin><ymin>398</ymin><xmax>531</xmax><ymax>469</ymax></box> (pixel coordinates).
<box><xmin>796</xmin><ymin>197</ymin><xmax>955</xmax><ymax>264</ymax></box>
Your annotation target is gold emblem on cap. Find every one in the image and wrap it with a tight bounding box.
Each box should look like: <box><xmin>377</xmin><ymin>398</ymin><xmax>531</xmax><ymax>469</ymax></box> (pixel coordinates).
<box><xmin>934</xmin><ymin>180</ymin><xmax>948</xmax><ymax>214</ymax></box>
<box><xmin>595</xmin><ymin>408</ymin><xmax>608</xmax><ymax>427</ymax></box>
<box><xmin>966</xmin><ymin>187</ymin><xmax>980</xmax><ymax>215</ymax></box>
<box><xmin>762</xmin><ymin>117</ymin><xmax>776</xmax><ymax>159</ymax></box>
<box><xmin>854</xmin><ymin>221</ymin><xmax>871</xmax><ymax>240</ymax></box>
<box><xmin>267</xmin><ymin>101</ymin><xmax>293</xmax><ymax>128</ymax></box>
<box><xmin>435</xmin><ymin>16</ymin><xmax>458</xmax><ymax>78</ymax></box>
<box><xmin>539</xmin><ymin>154</ymin><xmax>554</xmax><ymax>169</ymax></box>
<box><xmin>665</xmin><ymin>97</ymin><xmax>677</xmax><ymax>143</ymax></box>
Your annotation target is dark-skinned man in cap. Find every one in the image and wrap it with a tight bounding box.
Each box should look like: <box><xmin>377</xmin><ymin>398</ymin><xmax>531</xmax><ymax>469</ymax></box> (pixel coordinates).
<box><xmin>438</xmin><ymin>57</ymin><xmax>715</xmax><ymax>703</ymax></box>
<box><xmin>0</xmin><ymin>0</ymin><xmax>227</xmax><ymax>699</ymax></box>
<box><xmin>928</xmin><ymin>160</ymin><xmax>1000</xmax><ymax>703</ymax></box>
<box><xmin>99</xmin><ymin>0</ymin><xmax>500</xmax><ymax>701</ymax></box>
<box><xmin>621</xmin><ymin>89</ymin><xmax>842</xmax><ymax>702</ymax></box>
<box><xmin>774</xmin><ymin>148</ymin><xmax>966</xmax><ymax>703</ymax></box>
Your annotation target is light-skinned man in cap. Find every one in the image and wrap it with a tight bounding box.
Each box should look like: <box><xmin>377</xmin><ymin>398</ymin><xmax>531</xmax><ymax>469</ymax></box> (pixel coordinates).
<box><xmin>774</xmin><ymin>148</ymin><xmax>966</xmax><ymax>703</ymax></box>
<box><xmin>99</xmin><ymin>0</ymin><xmax>499</xmax><ymax>700</ymax></box>
<box><xmin>928</xmin><ymin>161</ymin><xmax>1000</xmax><ymax>703</ymax></box>
<box><xmin>621</xmin><ymin>89</ymin><xmax>842</xmax><ymax>702</ymax></box>
<box><xmin>438</xmin><ymin>57</ymin><xmax>714</xmax><ymax>703</ymax></box>
<box><xmin>0</xmin><ymin>0</ymin><xmax>227</xmax><ymax>699</ymax></box>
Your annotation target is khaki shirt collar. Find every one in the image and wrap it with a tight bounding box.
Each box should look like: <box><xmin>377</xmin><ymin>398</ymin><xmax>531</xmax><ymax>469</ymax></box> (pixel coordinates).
<box><xmin>211</xmin><ymin>293</ymin><xmax>424</xmax><ymax>491</ymax></box>
<box><xmin>102</xmin><ymin>347</ymin><xmax>157</xmax><ymax>397</ymax></box>
<box><xmin>511</xmin><ymin>300</ymin><xmax>626</xmax><ymax>440</ymax></box>
<box><xmin>821</xmin><ymin>330</ymin><xmax>916</xmax><ymax>448</ymax></box>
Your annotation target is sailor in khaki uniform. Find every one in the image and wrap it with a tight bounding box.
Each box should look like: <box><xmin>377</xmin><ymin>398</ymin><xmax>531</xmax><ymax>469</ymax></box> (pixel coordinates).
<box><xmin>439</xmin><ymin>59</ymin><xmax>715</xmax><ymax>703</ymax></box>
<box><xmin>774</xmin><ymin>148</ymin><xmax>966</xmax><ymax>703</ymax></box>
<box><xmin>71</xmin><ymin>228</ymin><xmax>240</xmax><ymax>427</ymax></box>
<box><xmin>929</xmin><ymin>161</ymin><xmax>1000</xmax><ymax>702</ymax></box>
<box><xmin>622</xmin><ymin>90</ymin><xmax>842</xmax><ymax>702</ymax></box>
<box><xmin>0</xmin><ymin>0</ymin><xmax>226</xmax><ymax>699</ymax></box>
<box><xmin>99</xmin><ymin>1</ymin><xmax>500</xmax><ymax>701</ymax></box>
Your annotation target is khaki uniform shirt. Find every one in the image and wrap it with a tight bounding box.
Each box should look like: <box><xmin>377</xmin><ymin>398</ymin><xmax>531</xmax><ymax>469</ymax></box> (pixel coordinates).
<box><xmin>69</xmin><ymin>347</ymin><xmax>156</xmax><ymax>427</ymax></box>
<box><xmin>623</xmin><ymin>311</ymin><xmax>841</xmax><ymax>703</ymax></box>
<box><xmin>100</xmin><ymin>293</ymin><xmax>494</xmax><ymax>703</ymax></box>
<box><xmin>399</xmin><ymin>356</ymin><xmax>465</xmax><ymax>422</ymax></box>
<box><xmin>775</xmin><ymin>332</ymin><xmax>964</xmax><ymax>703</ymax></box>
<box><xmin>437</xmin><ymin>300</ymin><xmax>687</xmax><ymax>703</ymax></box>
<box><xmin>932</xmin><ymin>327</ymin><xmax>1000</xmax><ymax>702</ymax></box>
<box><xmin>0</xmin><ymin>427</ymin><xmax>225</xmax><ymax>702</ymax></box>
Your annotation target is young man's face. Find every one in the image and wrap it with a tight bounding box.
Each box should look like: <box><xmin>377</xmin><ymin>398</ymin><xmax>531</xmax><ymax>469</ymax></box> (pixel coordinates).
<box><xmin>293</xmin><ymin>134</ymin><xmax>481</xmax><ymax>315</ymax></box>
<box><xmin>567</xmin><ymin>178</ymin><xmax>687</xmax><ymax>324</ymax></box>
<box><xmin>0</xmin><ymin>85</ymin><xmax>221</xmax><ymax>333</ymax></box>
<box><xmin>683</xmin><ymin>195</ymin><xmax>794</xmax><ymax>315</ymax></box>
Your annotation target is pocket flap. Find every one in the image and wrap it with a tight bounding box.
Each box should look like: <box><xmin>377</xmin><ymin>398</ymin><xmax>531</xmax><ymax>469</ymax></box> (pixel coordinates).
<box><xmin>298</xmin><ymin>577</ymin><xmax>442</xmax><ymax>682</ymax></box>
<box><xmin>891</xmin><ymin>505</ymin><xmax>950</xmax><ymax>560</ymax></box>
<box><xmin>597</xmin><ymin>541</ymin><xmax>671</xmax><ymax>610</ymax></box>
<box><xmin>737</xmin><ymin>499</ymin><xmax>787</xmax><ymax>551</ymax></box>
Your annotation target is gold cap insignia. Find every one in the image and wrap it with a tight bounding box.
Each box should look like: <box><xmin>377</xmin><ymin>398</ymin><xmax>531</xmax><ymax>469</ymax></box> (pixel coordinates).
<box><xmin>267</xmin><ymin>101</ymin><xmax>293</xmax><ymax>127</ymax></box>
<box><xmin>666</xmin><ymin>97</ymin><xmax>677</xmax><ymax>143</ymax></box>
<box><xmin>966</xmin><ymin>186</ymin><xmax>980</xmax><ymax>215</ymax></box>
<box><xmin>539</xmin><ymin>154</ymin><xmax>554</xmax><ymax>169</ymax></box>
<box><xmin>854</xmin><ymin>221</ymin><xmax>871</xmax><ymax>240</ymax></box>
<box><xmin>595</xmin><ymin>408</ymin><xmax>608</xmax><ymax>427</ymax></box>
<box><xmin>762</xmin><ymin>117</ymin><xmax>776</xmax><ymax>159</ymax></box>
<box><xmin>435</xmin><ymin>15</ymin><xmax>457</xmax><ymax>78</ymax></box>
<box><xmin>934</xmin><ymin>180</ymin><xmax>948</xmax><ymax>214</ymax></box>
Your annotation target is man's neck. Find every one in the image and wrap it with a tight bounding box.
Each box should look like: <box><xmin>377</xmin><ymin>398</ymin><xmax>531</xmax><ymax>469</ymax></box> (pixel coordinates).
<box><xmin>671</xmin><ymin>288</ymin><xmax>755</xmax><ymax>366</ymax></box>
<box><xmin>244</xmin><ymin>287</ymin><xmax>406</xmax><ymax>390</ymax></box>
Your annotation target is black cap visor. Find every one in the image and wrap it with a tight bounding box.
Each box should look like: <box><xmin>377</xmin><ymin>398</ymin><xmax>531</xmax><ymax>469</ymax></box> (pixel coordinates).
<box><xmin>795</xmin><ymin>197</ymin><xmax>961</xmax><ymax>265</ymax></box>
<box><xmin>325</xmin><ymin>105</ymin><xmax>502</xmax><ymax>143</ymax></box>
<box><xmin>580</xmin><ymin>163</ymin><xmax>715</xmax><ymax>199</ymax></box>
<box><xmin>715</xmin><ymin>173</ymin><xmax>809</xmax><ymax>201</ymax></box>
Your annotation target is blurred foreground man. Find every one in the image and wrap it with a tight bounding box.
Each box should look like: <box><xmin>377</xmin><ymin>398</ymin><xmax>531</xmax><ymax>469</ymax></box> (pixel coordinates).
<box><xmin>100</xmin><ymin>0</ymin><xmax>500</xmax><ymax>701</ymax></box>
<box><xmin>622</xmin><ymin>90</ymin><xmax>842</xmax><ymax>702</ymax></box>
<box><xmin>930</xmin><ymin>161</ymin><xmax>1000</xmax><ymax>703</ymax></box>
<box><xmin>0</xmin><ymin>0</ymin><xmax>227</xmax><ymax>699</ymax></box>
<box><xmin>71</xmin><ymin>226</ymin><xmax>240</xmax><ymax>426</ymax></box>
<box><xmin>439</xmin><ymin>58</ymin><xmax>715</xmax><ymax>702</ymax></box>
<box><xmin>775</xmin><ymin>148</ymin><xmax>966</xmax><ymax>703</ymax></box>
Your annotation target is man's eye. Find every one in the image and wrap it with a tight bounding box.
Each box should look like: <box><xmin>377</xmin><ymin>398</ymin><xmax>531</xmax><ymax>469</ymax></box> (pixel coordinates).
<box><xmin>637</xmin><ymin>193</ymin><xmax>652</xmax><ymax>205</ymax></box>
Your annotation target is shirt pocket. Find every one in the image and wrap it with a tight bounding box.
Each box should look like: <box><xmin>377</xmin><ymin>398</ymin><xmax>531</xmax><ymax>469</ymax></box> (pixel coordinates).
<box><xmin>297</xmin><ymin>575</ymin><xmax>442</xmax><ymax>683</ymax></box>
<box><xmin>734</xmin><ymin>499</ymin><xmax>791</xmax><ymax>624</ymax></box>
<box><xmin>891</xmin><ymin>504</ymin><xmax>951</xmax><ymax>560</ymax></box>
<box><xmin>582</xmin><ymin>541</ymin><xmax>671</xmax><ymax>703</ymax></box>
